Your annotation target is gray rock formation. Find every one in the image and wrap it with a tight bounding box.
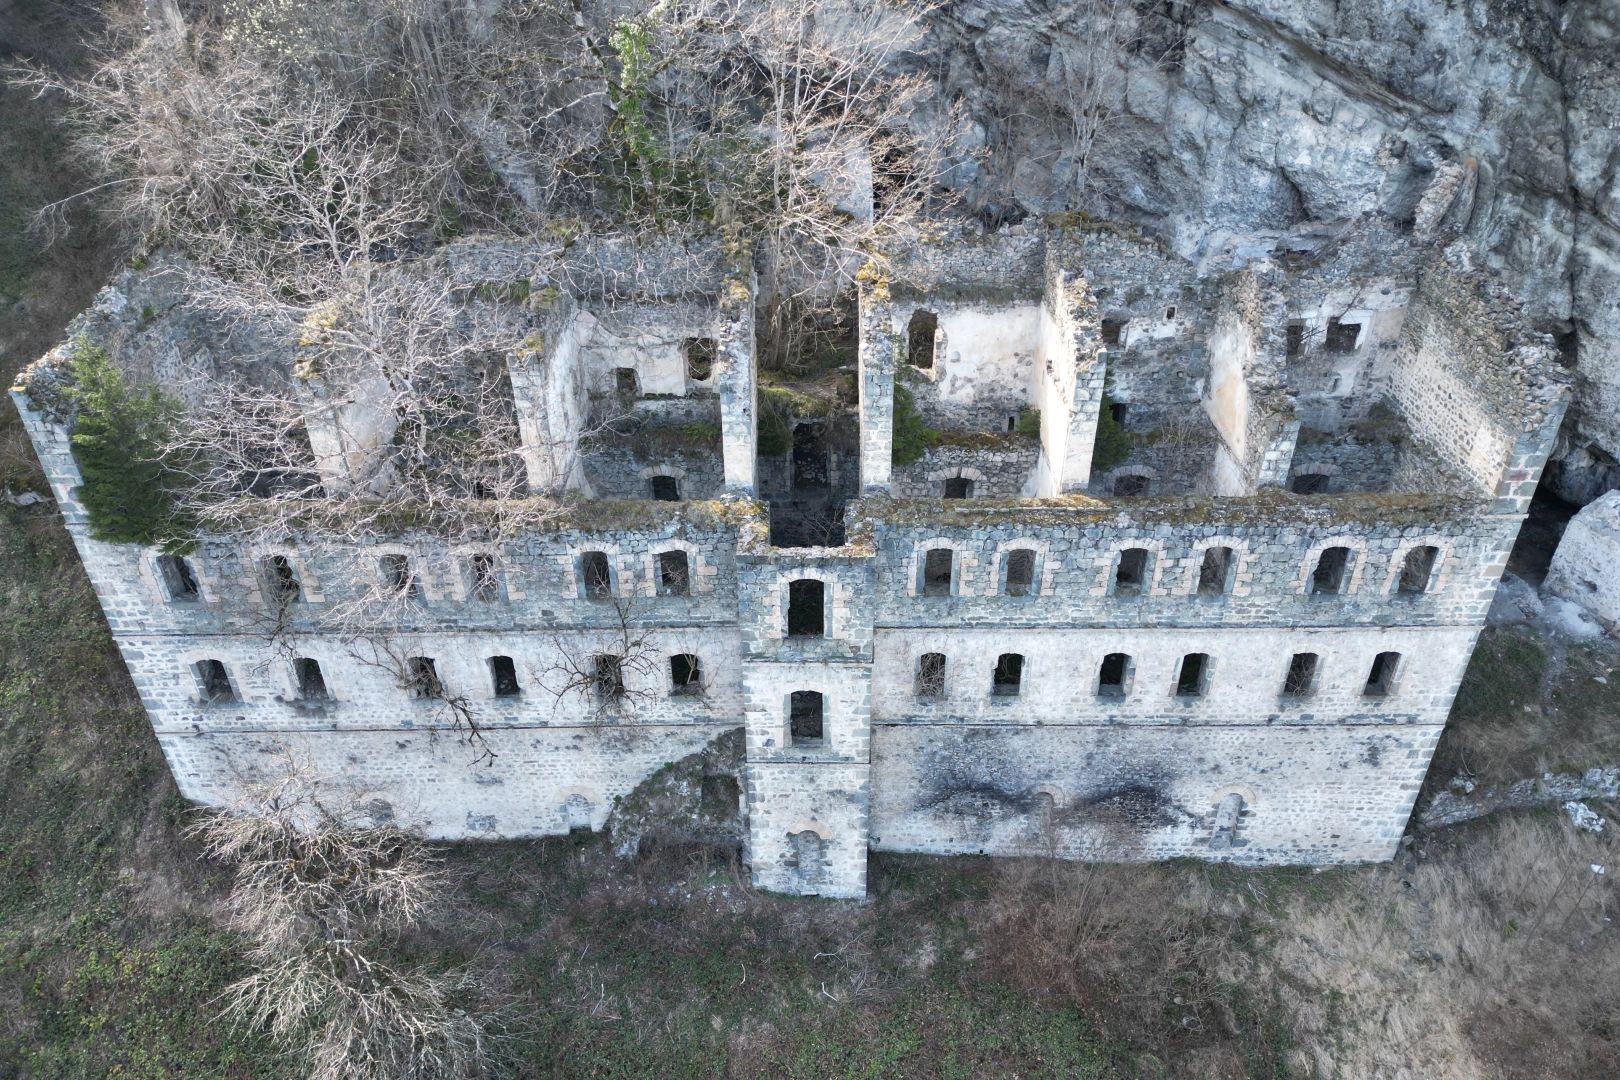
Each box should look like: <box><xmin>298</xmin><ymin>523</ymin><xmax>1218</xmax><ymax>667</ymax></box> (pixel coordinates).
<box><xmin>911</xmin><ymin>0</ymin><xmax>1619</xmax><ymax>502</ymax></box>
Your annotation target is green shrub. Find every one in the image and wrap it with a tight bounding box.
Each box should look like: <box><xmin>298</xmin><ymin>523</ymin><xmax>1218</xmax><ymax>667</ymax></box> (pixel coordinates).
<box><xmin>1016</xmin><ymin>407</ymin><xmax>1041</xmax><ymax>439</ymax></box>
<box><xmin>757</xmin><ymin>388</ymin><xmax>794</xmax><ymax>456</ymax></box>
<box><xmin>61</xmin><ymin>340</ymin><xmax>192</xmax><ymax>547</ymax></box>
<box><xmin>891</xmin><ymin>384</ymin><xmax>939</xmax><ymax>466</ymax></box>
<box><xmin>1091</xmin><ymin>392</ymin><xmax>1131</xmax><ymax>471</ymax></box>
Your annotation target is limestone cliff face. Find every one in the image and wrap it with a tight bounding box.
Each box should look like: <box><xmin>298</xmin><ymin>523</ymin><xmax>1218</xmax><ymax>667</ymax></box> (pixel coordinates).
<box><xmin>914</xmin><ymin>0</ymin><xmax>1619</xmax><ymax>501</ymax></box>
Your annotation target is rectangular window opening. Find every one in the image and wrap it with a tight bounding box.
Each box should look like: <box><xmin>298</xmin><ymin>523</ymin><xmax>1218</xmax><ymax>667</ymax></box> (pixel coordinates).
<box><xmin>470</xmin><ymin>554</ymin><xmax>500</xmax><ymax>601</ymax></box>
<box><xmin>1101</xmin><ymin>318</ymin><xmax>1126</xmax><ymax>346</ymax></box>
<box><xmin>671</xmin><ymin>654</ymin><xmax>703</xmax><ymax>696</ymax></box>
<box><xmin>684</xmin><ymin>337</ymin><xmax>716</xmax><ymax>382</ymax></box>
<box><xmin>407</xmin><ymin>656</ymin><xmax>442</xmax><ymax>699</ymax></box>
<box><xmin>787</xmin><ymin>578</ymin><xmax>826</xmax><ymax>637</ymax></box>
<box><xmin>1286</xmin><ymin>321</ymin><xmax>1305</xmax><ymax>357</ymax></box>
<box><xmin>1097</xmin><ymin>652</ymin><xmax>1130</xmax><ymax>698</ymax></box>
<box><xmin>942</xmin><ymin>477</ymin><xmax>973</xmax><ymax>499</ymax></box>
<box><xmin>615</xmin><ymin>367</ymin><xmax>639</xmax><ymax>397</ymax></box>
<box><xmin>581</xmin><ymin>551</ymin><xmax>613</xmax><ymax>599</ymax></box>
<box><xmin>907</xmin><ymin>310</ymin><xmax>939</xmax><ymax>369</ymax></box>
<box><xmin>380</xmin><ymin>554</ymin><xmax>419</xmax><ymax>600</ymax></box>
<box><xmin>295</xmin><ymin>657</ymin><xmax>328</xmax><ymax>701</ymax></box>
<box><xmin>490</xmin><ymin>655</ymin><xmax>521</xmax><ymax>698</ymax></box>
<box><xmin>158</xmin><ymin>555</ymin><xmax>200</xmax><ymax>602</ymax></box>
<box><xmin>592</xmin><ymin>654</ymin><xmax>625</xmax><ymax>699</ymax></box>
<box><xmin>649</xmin><ymin>475</ymin><xmax>681</xmax><ymax>501</ymax></box>
<box><xmin>992</xmin><ymin>653</ymin><xmax>1024</xmax><ymax>697</ymax></box>
<box><xmin>1109</xmin><ymin>400</ymin><xmax>1129</xmax><ymax>425</ymax></box>
<box><xmin>197</xmin><ymin>659</ymin><xmax>234</xmax><ymax>703</ymax></box>
<box><xmin>790</xmin><ymin>690</ymin><xmax>825</xmax><ymax>745</ymax></box>
<box><xmin>923</xmin><ymin>548</ymin><xmax>954</xmax><ymax>597</ymax></box>
<box><xmin>1176</xmin><ymin>653</ymin><xmax>1209</xmax><ymax>698</ymax></box>
<box><xmin>1114</xmin><ymin>548</ymin><xmax>1149</xmax><ymax>597</ymax></box>
<box><xmin>1325</xmin><ymin>318</ymin><xmax>1361</xmax><ymax>353</ymax></box>
<box><xmin>1197</xmin><ymin>546</ymin><xmax>1233</xmax><ymax>596</ymax></box>
<box><xmin>1365</xmin><ymin>652</ymin><xmax>1400</xmax><ymax>697</ymax></box>
<box><xmin>1312</xmin><ymin>547</ymin><xmax>1351</xmax><ymax>595</ymax></box>
<box><xmin>1005</xmin><ymin>549</ymin><xmax>1036</xmax><ymax>597</ymax></box>
<box><xmin>1283</xmin><ymin>653</ymin><xmax>1318</xmax><ymax>697</ymax></box>
<box><xmin>917</xmin><ymin>652</ymin><xmax>946</xmax><ymax>699</ymax></box>
<box><xmin>658</xmin><ymin>550</ymin><xmax>690</xmax><ymax>596</ymax></box>
<box><xmin>1398</xmin><ymin>546</ymin><xmax>1438</xmax><ymax>595</ymax></box>
<box><xmin>263</xmin><ymin>555</ymin><xmax>300</xmax><ymax>606</ymax></box>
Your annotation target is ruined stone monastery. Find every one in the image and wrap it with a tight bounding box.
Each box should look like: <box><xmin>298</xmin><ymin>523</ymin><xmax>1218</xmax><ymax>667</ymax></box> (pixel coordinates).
<box><xmin>13</xmin><ymin>217</ymin><xmax>1569</xmax><ymax>898</ymax></box>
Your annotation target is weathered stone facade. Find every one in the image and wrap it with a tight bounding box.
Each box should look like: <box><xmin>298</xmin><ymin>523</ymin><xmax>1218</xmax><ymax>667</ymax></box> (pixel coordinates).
<box><xmin>13</xmin><ymin>223</ymin><xmax>1568</xmax><ymax>898</ymax></box>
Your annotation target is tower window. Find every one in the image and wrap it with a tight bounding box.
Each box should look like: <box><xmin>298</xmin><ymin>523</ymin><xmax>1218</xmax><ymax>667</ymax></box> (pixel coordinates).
<box><xmin>992</xmin><ymin>653</ymin><xmax>1024</xmax><ymax>697</ymax></box>
<box><xmin>787</xmin><ymin>579</ymin><xmax>826</xmax><ymax>637</ymax></box>
<box><xmin>380</xmin><ymin>554</ymin><xmax>418</xmax><ymax>599</ymax></box>
<box><xmin>1114</xmin><ymin>548</ymin><xmax>1149</xmax><ymax>597</ymax></box>
<box><xmin>1365</xmin><ymin>652</ymin><xmax>1401</xmax><ymax>697</ymax></box>
<box><xmin>196</xmin><ymin>659</ymin><xmax>235</xmax><ymax>703</ymax></box>
<box><xmin>1176</xmin><ymin>653</ymin><xmax>1210</xmax><ymax>698</ymax></box>
<box><xmin>1113</xmin><ymin>473</ymin><xmax>1149</xmax><ymax>496</ymax></box>
<box><xmin>1004</xmin><ymin>549</ymin><xmax>1036</xmax><ymax>597</ymax></box>
<box><xmin>580</xmin><ymin>552</ymin><xmax>613</xmax><ymax>599</ymax></box>
<box><xmin>490</xmin><ymin>655</ymin><xmax>521</xmax><ymax>698</ymax></box>
<box><xmin>943</xmin><ymin>476</ymin><xmax>973</xmax><ymax>499</ymax></box>
<box><xmin>649</xmin><ymin>475</ymin><xmax>681</xmax><ymax>501</ymax></box>
<box><xmin>1324</xmin><ymin>318</ymin><xmax>1361</xmax><ymax>352</ymax></box>
<box><xmin>790</xmin><ymin>691</ymin><xmax>824</xmax><ymax>745</ymax></box>
<box><xmin>1398</xmin><ymin>546</ymin><xmax>1438</xmax><ymax>595</ymax></box>
<box><xmin>157</xmin><ymin>555</ymin><xmax>200</xmax><ymax>602</ymax></box>
<box><xmin>263</xmin><ymin>555</ymin><xmax>300</xmax><ymax>605</ymax></box>
<box><xmin>684</xmin><ymin>337</ymin><xmax>716</xmax><ymax>382</ymax></box>
<box><xmin>294</xmin><ymin>657</ymin><xmax>328</xmax><ymax>701</ymax></box>
<box><xmin>671</xmin><ymin>654</ymin><xmax>703</xmax><ymax>696</ymax></box>
<box><xmin>916</xmin><ymin>652</ymin><xmax>946</xmax><ymax>699</ymax></box>
<box><xmin>1312</xmin><ymin>547</ymin><xmax>1351</xmax><ymax>595</ymax></box>
<box><xmin>469</xmin><ymin>554</ymin><xmax>500</xmax><ymax>601</ymax></box>
<box><xmin>1283</xmin><ymin>653</ymin><xmax>1319</xmax><ymax>697</ymax></box>
<box><xmin>592</xmin><ymin>654</ymin><xmax>625</xmax><ymax>699</ymax></box>
<box><xmin>923</xmin><ymin>548</ymin><xmax>954</xmax><ymax>597</ymax></box>
<box><xmin>407</xmin><ymin>657</ymin><xmax>442</xmax><ymax>699</ymax></box>
<box><xmin>658</xmin><ymin>550</ymin><xmax>690</xmax><ymax>596</ymax></box>
<box><xmin>1197</xmin><ymin>546</ymin><xmax>1234</xmax><ymax>596</ymax></box>
<box><xmin>906</xmin><ymin>309</ymin><xmax>939</xmax><ymax>369</ymax></box>
<box><xmin>1097</xmin><ymin>653</ymin><xmax>1131</xmax><ymax>698</ymax></box>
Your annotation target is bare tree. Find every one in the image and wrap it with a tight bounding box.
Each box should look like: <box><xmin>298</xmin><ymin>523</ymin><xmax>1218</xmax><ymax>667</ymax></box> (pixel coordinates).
<box><xmin>193</xmin><ymin>747</ymin><xmax>500</xmax><ymax>1080</ymax></box>
<box><xmin>534</xmin><ymin>593</ymin><xmax>674</xmax><ymax>719</ymax></box>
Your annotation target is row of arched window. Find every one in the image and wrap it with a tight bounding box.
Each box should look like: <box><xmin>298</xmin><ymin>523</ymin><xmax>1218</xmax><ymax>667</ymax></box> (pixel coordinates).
<box><xmin>188</xmin><ymin>651</ymin><xmax>707</xmax><ymax>705</ymax></box>
<box><xmin>909</xmin><ymin>649</ymin><xmax>1405</xmax><ymax>701</ymax></box>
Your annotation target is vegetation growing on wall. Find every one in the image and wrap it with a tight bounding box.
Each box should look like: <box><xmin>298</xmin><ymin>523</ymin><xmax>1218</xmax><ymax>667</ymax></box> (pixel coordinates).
<box><xmin>60</xmin><ymin>340</ymin><xmax>191</xmax><ymax>547</ymax></box>
<box><xmin>1090</xmin><ymin>391</ymin><xmax>1130</xmax><ymax>471</ymax></box>
<box><xmin>891</xmin><ymin>383</ymin><xmax>940</xmax><ymax>465</ymax></box>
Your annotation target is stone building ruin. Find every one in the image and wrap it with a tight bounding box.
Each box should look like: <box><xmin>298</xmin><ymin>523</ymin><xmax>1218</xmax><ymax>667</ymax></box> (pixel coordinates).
<box><xmin>12</xmin><ymin>219</ymin><xmax>1569</xmax><ymax>898</ymax></box>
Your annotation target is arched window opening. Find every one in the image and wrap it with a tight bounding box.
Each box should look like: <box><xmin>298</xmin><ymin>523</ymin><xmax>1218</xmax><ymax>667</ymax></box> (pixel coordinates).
<box><xmin>380</xmin><ymin>554</ymin><xmax>419</xmax><ymax>599</ymax></box>
<box><xmin>1398</xmin><ymin>546</ymin><xmax>1438</xmax><ymax>595</ymax></box>
<box><xmin>1176</xmin><ymin>653</ymin><xmax>1210</xmax><ymax>698</ymax></box>
<box><xmin>580</xmin><ymin>551</ymin><xmax>613</xmax><ymax>599</ymax></box>
<box><xmin>1312</xmin><ymin>547</ymin><xmax>1351</xmax><ymax>595</ymax></box>
<box><xmin>1283</xmin><ymin>653</ymin><xmax>1318</xmax><ymax>697</ymax></box>
<box><xmin>407</xmin><ymin>657</ymin><xmax>442</xmax><ymax>699</ymax></box>
<box><xmin>649</xmin><ymin>474</ymin><xmax>681</xmax><ymax>501</ymax></box>
<box><xmin>992</xmin><ymin>653</ymin><xmax>1024</xmax><ymax>697</ymax></box>
<box><xmin>916</xmin><ymin>653</ymin><xmax>946</xmax><ymax>699</ymax></box>
<box><xmin>1113</xmin><ymin>473</ymin><xmax>1149</xmax><ymax>496</ymax></box>
<box><xmin>263</xmin><ymin>555</ymin><xmax>300</xmax><ymax>605</ymax></box>
<box><xmin>1197</xmin><ymin>546</ymin><xmax>1234</xmax><ymax>596</ymax></box>
<box><xmin>157</xmin><ymin>555</ymin><xmax>200</xmax><ymax>602</ymax></box>
<box><xmin>790</xmin><ymin>691</ymin><xmax>825</xmax><ymax>745</ymax></box>
<box><xmin>469</xmin><ymin>554</ymin><xmax>500</xmax><ymax>601</ymax></box>
<box><xmin>671</xmin><ymin>654</ymin><xmax>703</xmax><ymax>696</ymax></box>
<box><xmin>565</xmin><ymin>793</ymin><xmax>593</xmax><ymax>833</ymax></box>
<box><xmin>942</xmin><ymin>476</ymin><xmax>974</xmax><ymax>499</ymax></box>
<box><xmin>592</xmin><ymin>654</ymin><xmax>625</xmax><ymax>699</ymax></box>
<box><xmin>294</xmin><ymin>658</ymin><xmax>328</xmax><ymax>701</ymax></box>
<box><xmin>684</xmin><ymin>337</ymin><xmax>716</xmax><ymax>382</ymax></box>
<box><xmin>787</xmin><ymin>579</ymin><xmax>826</xmax><ymax>637</ymax></box>
<box><xmin>197</xmin><ymin>659</ymin><xmax>235</xmax><ymax>703</ymax></box>
<box><xmin>1097</xmin><ymin>653</ymin><xmax>1131</xmax><ymax>698</ymax></box>
<box><xmin>906</xmin><ymin>309</ymin><xmax>939</xmax><ymax>369</ymax></box>
<box><xmin>658</xmin><ymin>550</ymin><xmax>690</xmax><ymax>596</ymax></box>
<box><xmin>489</xmin><ymin>656</ymin><xmax>521</xmax><ymax>698</ymax></box>
<box><xmin>1114</xmin><ymin>548</ymin><xmax>1149</xmax><ymax>597</ymax></box>
<box><xmin>923</xmin><ymin>548</ymin><xmax>954</xmax><ymax>597</ymax></box>
<box><xmin>1291</xmin><ymin>471</ymin><xmax>1331</xmax><ymax>495</ymax></box>
<box><xmin>787</xmin><ymin>829</ymin><xmax>825</xmax><ymax>892</ymax></box>
<box><xmin>1365</xmin><ymin>652</ymin><xmax>1401</xmax><ymax>697</ymax></box>
<box><xmin>1005</xmin><ymin>549</ymin><xmax>1036</xmax><ymax>597</ymax></box>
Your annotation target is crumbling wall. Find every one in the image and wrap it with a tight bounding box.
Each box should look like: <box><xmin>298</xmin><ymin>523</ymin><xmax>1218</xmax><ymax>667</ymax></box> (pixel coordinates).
<box><xmin>889</xmin><ymin>436</ymin><xmax>1040</xmax><ymax>499</ymax></box>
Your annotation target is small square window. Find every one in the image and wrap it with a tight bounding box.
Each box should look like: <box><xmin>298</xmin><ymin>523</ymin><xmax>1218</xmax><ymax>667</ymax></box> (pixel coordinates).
<box><xmin>992</xmin><ymin>653</ymin><xmax>1024</xmax><ymax>697</ymax></box>
<box><xmin>671</xmin><ymin>654</ymin><xmax>703</xmax><ymax>696</ymax></box>
<box><xmin>649</xmin><ymin>475</ymin><xmax>681</xmax><ymax>501</ymax></box>
<box><xmin>157</xmin><ymin>555</ymin><xmax>200</xmax><ymax>602</ymax></box>
<box><xmin>407</xmin><ymin>657</ymin><xmax>442</xmax><ymax>699</ymax></box>
<box><xmin>1325</xmin><ymin>318</ymin><xmax>1361</xmax><ymax>352</ymax></box>
<box><xmin>943</xmin><ymin>477</ymin><xmax>973</xmax><ymax>499</ymax></box>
